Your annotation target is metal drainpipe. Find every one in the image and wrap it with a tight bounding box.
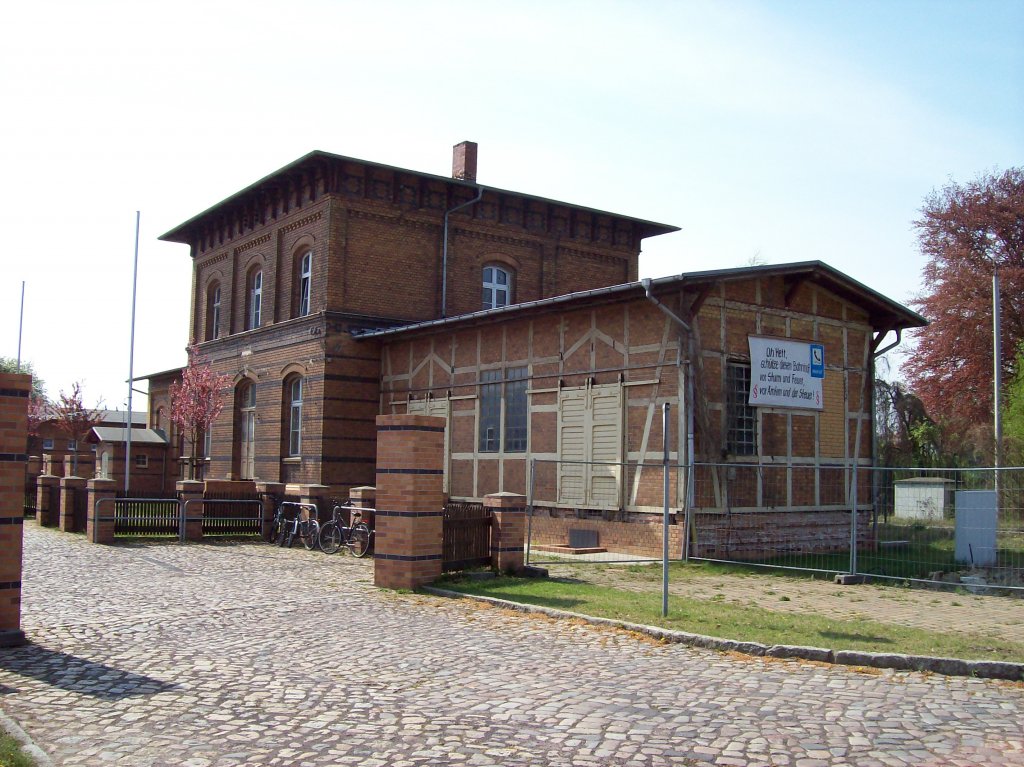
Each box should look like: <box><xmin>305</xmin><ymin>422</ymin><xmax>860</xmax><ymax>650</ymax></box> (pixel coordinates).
<box><xmin>641</xmin><ymin>279</ymin><xmax>696</xmax><ymax>555</ymax></box>
<box><xmin>441</xmin><ymin>187</ymin><xmax>484</xmax><ymax>318</ymax></box>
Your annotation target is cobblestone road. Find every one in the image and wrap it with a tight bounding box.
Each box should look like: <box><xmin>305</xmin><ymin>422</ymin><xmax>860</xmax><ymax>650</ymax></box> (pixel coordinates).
<box><xmin>1</xmin><ymin>524</ymin><xmax>1022</xmax><ymax>766</ymax></box>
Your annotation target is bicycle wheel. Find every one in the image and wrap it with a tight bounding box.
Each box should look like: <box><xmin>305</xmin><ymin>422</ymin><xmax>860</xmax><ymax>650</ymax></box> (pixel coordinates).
<box><xmin>303</xmin><ymin>519</ymin><xmax>320</xmax><ymax>550</ymax></box>
<box><xmin>275</xmin><ymin>523</ymin><xmax>288</xmax><ymax>547</ymax></box>
<box><xmin>349</xmin><ymin>523</ymin><xmax>371</xmax><ymax>558</ymax></box>
<box><xmin>319</xmin><ymin>522</ymin><xmax>343</xmax><ymax>554</ymax></box>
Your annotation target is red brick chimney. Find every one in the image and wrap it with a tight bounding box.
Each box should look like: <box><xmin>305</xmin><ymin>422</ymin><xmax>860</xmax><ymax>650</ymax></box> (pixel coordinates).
<box><xmin>452</xmin><ymin>141</ymin><xmax>478</xmax><ymax>182</ymax></box>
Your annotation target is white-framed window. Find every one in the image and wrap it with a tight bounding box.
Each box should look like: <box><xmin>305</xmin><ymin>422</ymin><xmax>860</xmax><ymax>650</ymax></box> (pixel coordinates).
<box><xmin>208</xmin><ymin>283</ymin><xmax>222</xmax><ymax>340</ymax></box>
<box><xmin>298</xmin><ymin>251</ymin><xmax>311</xmax><ymax>317</ymax></box>
<box><xmin>726</xmin><ymin>362</ymin><xmax>757</xmax><ymax>456</ymax></box>
<box><xmin>203</xmin><ymin>427</ymin><xmax>212</xmax><ymax>458</ymax></box>
<box><xmin>247</xmin><ymin>270</ymin><xmax>262</xmax><ymax>330</ymax></box>
<box><xmin>482</xmin><ymin>266</ymin><xmax>511</xmax><ymax>310</ymax></box>
<box><xmin>67</xmin><ymin>439</ymin><xmax>77</xmax><ymax>451</ymax></box>
<box><xmin>135</xmin><ymin>454</ymin><xmax>149</xmax><ymax>469</ymax></box>
<box><xmin>42</xmin><ymin>438</ymin><xmax>54</xmax><ymax>450</ymax></box>
<box><xmin>288</xmin><ymin>377</ymin><xmax>303</xmax><ymax>456</ymax></box>
<box><xmin>478</xmin><ymin>366</ymin><xmax>528</xmax><ymax>453</ymax></box>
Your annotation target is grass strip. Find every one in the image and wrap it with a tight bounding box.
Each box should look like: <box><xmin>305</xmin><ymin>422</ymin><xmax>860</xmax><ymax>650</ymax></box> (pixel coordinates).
<box><xmin>437</xmin><ymin>574</ymin><xmax>1024</xmax><ymax>663</ymax></box>
<box><xmin>0</xmin><ymin>732</ymin><xmax>34</xmax><ymax>767</ymax></box>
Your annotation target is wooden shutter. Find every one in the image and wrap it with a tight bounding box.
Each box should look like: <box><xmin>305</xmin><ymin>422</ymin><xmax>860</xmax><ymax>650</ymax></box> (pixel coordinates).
<box><xmin>588</xmin><ymin>385</ymin><xmax>623</xmax><ymax>507</ymax></box>
<box><xmin>557</xmin><ymin>383</ymin><xmax>622</xmax><ymax>508</ymax></box>
<box><xmin>557</xmin><ymin>389</ymin><xmax>587</xmax><ymax>505</ymax></box>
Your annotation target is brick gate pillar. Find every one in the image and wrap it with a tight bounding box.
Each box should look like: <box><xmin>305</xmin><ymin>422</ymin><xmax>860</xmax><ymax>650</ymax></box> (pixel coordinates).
<box><xmin>485</xmin><ymin>492</ymin><xmax>527</xmax><ymax>574</ymax></box>
<box><xmin>373</xmin><ymin>415</ymin><xmax>445</xmax><ymax>590</ymax></box>
<box><xmin>177</xmin><ymin>481</ymin><xmax>204</xmax><ymax>542</ymax></box>
<box><xmin>87</xmin><ymin>478</ymin><xmax>117</xmax><ymax>544</ymax></box>
<box><xmin>0</xmin><ymin>373</ymin><xmax>30</xmax><ymax>647</ymax></box>
<box><xmin>59</xmin><ymin>476</ymin><xmax>87</xmax><ymax>532</ymax></box>
<box><xmin>349</xmin><ymin>485</ymin><xmax>376</xmax><ymax>528</ymax></box>
<box><xmin>36</xmin><ymin>474</ymin><xmax>59</xmax><ymax>527</ymax></box>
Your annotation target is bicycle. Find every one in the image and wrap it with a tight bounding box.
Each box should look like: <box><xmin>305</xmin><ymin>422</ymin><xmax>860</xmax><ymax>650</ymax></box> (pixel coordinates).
<box><xmin>274</xmin><ymin>502</ymin><xmax>320</xmax><ymax>550</ymax></box>
<box><xmin>268</xmin><ymin>504</ymin><xmax>286</xmax><ymax>543</ymax></box>
<box><xmin>318</xmin><ymin>503</ymin><xmax>372</xmax><ymax>557</ymax></box>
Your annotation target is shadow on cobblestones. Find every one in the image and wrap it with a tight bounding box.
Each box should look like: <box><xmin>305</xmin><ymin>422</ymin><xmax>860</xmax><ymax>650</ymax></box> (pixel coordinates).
<box><xmin>0</xmin><ymin>644</ymin><xmax>177</xmax><ymax>700</ymax></box>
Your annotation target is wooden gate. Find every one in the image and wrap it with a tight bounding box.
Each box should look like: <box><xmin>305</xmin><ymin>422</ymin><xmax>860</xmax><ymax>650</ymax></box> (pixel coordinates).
<box><xmin>442</xmin><ymin>502</ymin><xmax>492</xmax><ymax>572</ymax></box>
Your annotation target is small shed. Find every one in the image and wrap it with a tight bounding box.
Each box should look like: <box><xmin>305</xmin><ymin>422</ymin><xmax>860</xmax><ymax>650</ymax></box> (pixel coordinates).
<box><xmin>88</xmin><ymin>427</ymin><xmax>170</xmax><ymax>495</ymax></box>
<box><xmin>893</xmin><ymin>477</ymin><xmax>955</xmax><ymax>520</ymax></box>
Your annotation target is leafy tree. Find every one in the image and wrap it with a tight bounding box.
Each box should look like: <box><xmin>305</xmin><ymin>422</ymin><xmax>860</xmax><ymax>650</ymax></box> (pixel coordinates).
<box><xmin>904</xmin><ymin>168</ymin><xmax>1024</xmax><ymax>456</ymax></box>
<box><xmin>53</xmin><ymin>381</ymin><xmax>104</xmax><ymax>474</ymax></box>
<box><xmin>170</xmin><ymin>345</ymin><xmax>230</xmax><ymax>481</ymax></box>
<box><xmin>875</xmin><ymin>378</ymin><xmax>983</xmax><ymax>467</ymax></box>
<box><xmin>0</xmin><ymin>356</ymin><xmax>45</xmax><ymax>400</ymax></box>
<box><xmin>1005</xmin><ymin>344</ymin><xmax>1024</xmax><ymax>463</ymax></box>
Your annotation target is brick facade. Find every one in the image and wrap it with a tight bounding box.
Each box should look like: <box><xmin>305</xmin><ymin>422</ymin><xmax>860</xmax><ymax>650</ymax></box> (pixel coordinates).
<box><xmin>0</xmin><ymin>373</ymin><xmax>30</xmax><ymax>646</ymax></box>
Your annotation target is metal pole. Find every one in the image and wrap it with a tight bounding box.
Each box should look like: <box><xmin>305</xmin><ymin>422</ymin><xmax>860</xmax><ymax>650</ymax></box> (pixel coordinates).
<box><xmin>526</xmin><ymin>457</ymin><xmax>537</xmax><ymax>566</ymax></box>
<box><xmin>17</xmin><ymin>281</ymin><xmax>25</xmax><ymax>371</ymax></box>
<box><xmin>850</xmin><ymin>464</ymin><xmax>858</xmax><ymax>575</ymax></box>
<box><xmin>662</xmin><ymin>402</ymin><xmax>670</xmax><ymax>618</ymax></box>
<box><xmin>993</xmin><ymin>268</ymin><xmax>1002</xmax><ymax>511</ymax></box>
<box><xmin>125</xmin><ymin>211</ymin><xmax>140</xmax><ymax>495</ymax></box>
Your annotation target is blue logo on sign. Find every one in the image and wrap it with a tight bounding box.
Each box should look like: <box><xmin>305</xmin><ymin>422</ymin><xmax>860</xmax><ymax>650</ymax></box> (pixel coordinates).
<box><xmin>810</xmin><ymin>344</ymin><xmax>825</xmax><ymax>378</ymax></box>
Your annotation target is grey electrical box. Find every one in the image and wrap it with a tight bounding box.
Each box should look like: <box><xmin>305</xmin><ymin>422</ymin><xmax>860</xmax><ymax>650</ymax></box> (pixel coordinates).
<box><xmin>954</xmin><ymin>490</ymin><xmax>997</xmax><ymax>567</ymax></box>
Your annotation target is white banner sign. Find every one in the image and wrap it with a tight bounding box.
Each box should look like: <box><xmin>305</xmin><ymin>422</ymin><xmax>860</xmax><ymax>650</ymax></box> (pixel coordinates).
<box><xmin>747</xmin><ymin>336</ymin><xmax>824</xmax><ymax>410</ymax></box>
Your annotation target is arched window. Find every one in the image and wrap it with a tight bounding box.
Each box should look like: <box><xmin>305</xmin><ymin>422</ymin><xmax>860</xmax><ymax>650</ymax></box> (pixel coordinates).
<box><xmin>482</xmin><ymin>265</ymin><xmax>511</xmax><ymax>310</ymax></box>
<box><xmin>205</xmin><ymin>282</ymin><xmax>221</xmax><ymax>341</ymax></box>
<box><xmin>247</xmin><ymin>269</ymin><xmax>262</xmax><ymax>330</ymax></box>
<box><xmin>297</xmin><ymin>251</ymin><xmax>312</xmax><ymax>318</ymax></box>
<box><xmin>287</xmin><ymin>377</ymin><xmax>303</xmax><ymax>456</ymax></box>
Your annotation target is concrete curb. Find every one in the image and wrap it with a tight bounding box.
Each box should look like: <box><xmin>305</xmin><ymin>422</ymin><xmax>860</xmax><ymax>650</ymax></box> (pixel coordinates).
<box><xmin>422</xmin><ymin>586</ymin><xmax>1024</xmax><ymax>682</ymax></box>
<box><xmin>0</xmin><ymin>705</ymin><xmax>53</xmax><ymax>767</ymax></box>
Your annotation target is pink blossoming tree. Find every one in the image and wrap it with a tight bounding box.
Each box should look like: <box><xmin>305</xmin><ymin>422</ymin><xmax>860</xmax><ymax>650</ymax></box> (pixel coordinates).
<box><xmin>170</xmin><ymin>345</ymin><xmax>230</xmax><ymax>481</ymax></box>
<box><xmin>53</xmin><ymin>381</ymin><xmax>104</xmax><ymax>475</ymax></box>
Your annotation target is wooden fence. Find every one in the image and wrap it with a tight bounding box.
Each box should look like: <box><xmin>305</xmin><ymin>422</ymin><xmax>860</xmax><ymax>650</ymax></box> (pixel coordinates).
<box><xmin>442</xmin><ymin>502</ymin><xmax>492</xmax><ymax>572</ymax></box>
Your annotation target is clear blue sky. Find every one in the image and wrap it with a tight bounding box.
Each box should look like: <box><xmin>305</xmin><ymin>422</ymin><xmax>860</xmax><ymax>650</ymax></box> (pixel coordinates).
<box><xmin>2</xmin><ymin>0</ymin><xmax>1021</xmax><ymax>407</ymax></box>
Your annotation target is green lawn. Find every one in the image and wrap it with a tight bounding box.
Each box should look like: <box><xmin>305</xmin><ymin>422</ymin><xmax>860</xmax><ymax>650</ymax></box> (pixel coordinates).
<box><xmin>436</xmin><ymin>573</ymin><xmax>1024</xmax><ymax>663</ymax></box>
<box><xmin>0</xmin><ymin>733</ymin><xmax>34</xmax><ymax>767</ymax></box>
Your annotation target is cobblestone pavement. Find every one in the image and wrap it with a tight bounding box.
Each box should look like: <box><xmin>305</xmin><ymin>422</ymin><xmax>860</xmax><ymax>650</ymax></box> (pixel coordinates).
<box><xmin>0</xmin><ymin>525</ymin><xmax>1021</xmax><ymax>767</ymax></box>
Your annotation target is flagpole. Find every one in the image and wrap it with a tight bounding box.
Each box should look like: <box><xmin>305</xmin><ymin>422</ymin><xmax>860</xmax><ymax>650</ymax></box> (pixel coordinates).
<box><xmin>126</xmin><ymin>212</ymin><xmax>140</xmax><ymax>494</ymax></box>
<box><xmin>17</xmin><ymin>281</ymin><xmax>25</xmax><ymax>371</ymax></box>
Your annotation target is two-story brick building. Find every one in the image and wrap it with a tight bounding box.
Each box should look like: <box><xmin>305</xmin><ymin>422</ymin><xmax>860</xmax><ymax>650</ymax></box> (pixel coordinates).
<box><xmin>148</xmin><ymin>142</ymin><xmax>678</xmax><ymax>497</ymax></box>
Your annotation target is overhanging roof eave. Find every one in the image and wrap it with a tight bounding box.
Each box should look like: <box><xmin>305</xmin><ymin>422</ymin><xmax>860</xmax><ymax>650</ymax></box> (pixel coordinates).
<box><xmin>158</xmin><ymin>150</ymin><xmax>680</xmax><ymax>245</ymax></box>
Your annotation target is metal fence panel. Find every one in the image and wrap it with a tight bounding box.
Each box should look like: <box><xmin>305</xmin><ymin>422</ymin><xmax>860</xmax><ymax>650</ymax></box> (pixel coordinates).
<box><xmin>201</xmin><ymin>493</ymin><xmax>262</xmax><ymax>536</ymax></box>
<box><xmin>115</xmin><ymin>497</ymin><xmax>179</xmax><ymax>536</ymax></box>
<box><xmin>523</xmin><ymin>457</ymin><xmax>1024</xmax><ymax>593</ymax></box>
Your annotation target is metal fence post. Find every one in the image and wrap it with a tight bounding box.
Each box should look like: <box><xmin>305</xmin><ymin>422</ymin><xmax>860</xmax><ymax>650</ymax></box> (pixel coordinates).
<box><xmin>850</xmin><ymin>463</ymin><xmax>858</xmax><ymax>575</ymax></box>
<box><xmin>526</xmin><ymin>458</ymin><xmax>536</xmax><ymax>566</ymax></box>
<box><xmin>662</xmin><ymin>403</ymin><xmax>670</xmax><ymax>618</ymax></box>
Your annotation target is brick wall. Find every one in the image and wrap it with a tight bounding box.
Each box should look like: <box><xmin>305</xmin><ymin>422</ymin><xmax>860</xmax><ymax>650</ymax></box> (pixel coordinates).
<box><xmin>0</xmin><ymin>373</ymin><xmax>30</xmax><ymax>646</ymax></box>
